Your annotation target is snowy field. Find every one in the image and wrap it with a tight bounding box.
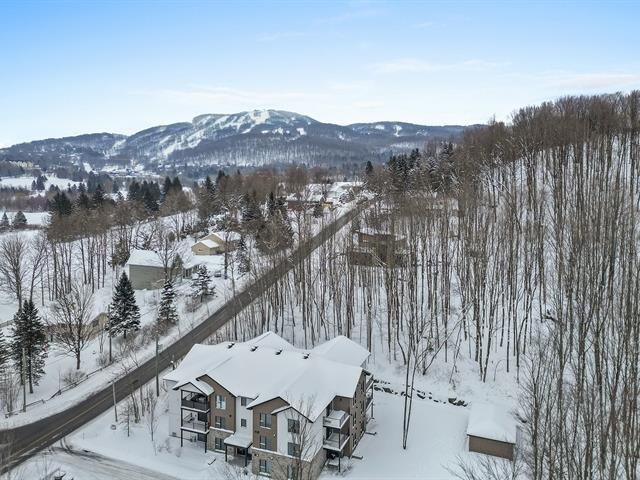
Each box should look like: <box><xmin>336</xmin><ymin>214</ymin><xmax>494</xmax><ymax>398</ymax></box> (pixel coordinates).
<box><xmin>0</xmin><ymin>175</ymin><xmax>80</xmax><ymax>193</ymax></box>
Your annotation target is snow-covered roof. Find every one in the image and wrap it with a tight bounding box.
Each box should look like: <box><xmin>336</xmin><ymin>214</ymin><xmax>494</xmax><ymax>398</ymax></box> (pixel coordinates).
<box><xmin>467</xmin><ymin>402</ymin><xmax>518</xmax><ymax>444</ymax></box>
<box><xmin>196</xmin><ymin>239</ymin><xmax>219</xmax><ymax>249</ymax></box>
<box><xmin>310</xmin><ymin>335</ymin><xmax>370</xmax><ymax>367</ymax></box>
<box><xmin>125</xmin><ymin>249</ymin><xmax>164</xmax><ymax>268</ymax></box>
<box><xmin>224</xmin><ymin>432</ymin><xmax>252</xmax><ymax>448</ymax></box>
<box><xmin>211</xmin><ymin>231</ymin><xmax>242</xmax><ymax>242</ymax></box>
<box><xmin>164</xmin><ymin>331</ymin><xmax>367</xmax><ymax>421</ymax></box>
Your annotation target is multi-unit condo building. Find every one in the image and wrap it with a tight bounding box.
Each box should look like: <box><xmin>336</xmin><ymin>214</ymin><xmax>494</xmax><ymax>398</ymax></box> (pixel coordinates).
<box><xmin>163</xmin><ymin>331</ymin><xmax>374</xmax><ymax>480</ymax></box>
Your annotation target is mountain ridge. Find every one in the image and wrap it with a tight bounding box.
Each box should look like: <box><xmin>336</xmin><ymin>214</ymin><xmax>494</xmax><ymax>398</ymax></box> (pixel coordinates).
<box><xmin>0</xmin><ymin>109</ymin><xmax>474</xmax><ymax>169</ymax></box>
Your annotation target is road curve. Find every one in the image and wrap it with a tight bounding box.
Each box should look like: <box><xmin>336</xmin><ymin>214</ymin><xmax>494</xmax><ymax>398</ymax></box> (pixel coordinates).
<box><xmin>0</xmin><ymin>204</ymin><xmax>364</xmax><ymax>474</ymax></box>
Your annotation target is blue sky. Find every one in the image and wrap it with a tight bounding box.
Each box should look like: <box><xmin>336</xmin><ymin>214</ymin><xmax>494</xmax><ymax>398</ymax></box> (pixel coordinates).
<box><xmin>1</xmin><ymin>0</ymin><xmax>639</xmax><ymax>145</ymax></box>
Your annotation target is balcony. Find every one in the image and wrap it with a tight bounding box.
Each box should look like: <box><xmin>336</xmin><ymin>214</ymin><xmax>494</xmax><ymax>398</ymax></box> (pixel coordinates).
<box><xmin>323</xmin><ymin>409</ymin><xmax>350</xmax><ymax>429</ymax></box>
<box><xmin>181</xmin><ymin>398</ymin><xmax>210</xmax><ymax>412</ymax></box>
<box><xmin>323</xmin><ymin>432</ymin><xmax>350</xmax><ymax>452</ymax></box>
<box><xmin>366</xmin><ymin>392</ymin><xmax>373</xmax><ymax>408</ymax></box>
<box><xmin>181</xmin><ymin>417</ymin><xmax>208</xmax><ymax>434</ymax></box>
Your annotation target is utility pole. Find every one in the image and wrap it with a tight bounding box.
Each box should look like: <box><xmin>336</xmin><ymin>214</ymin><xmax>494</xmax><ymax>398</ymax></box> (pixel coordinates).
<box><xmin>21</xmin><ymin>347</ymin><xmax>26</xmax><ymax>412</ymax></box>
<box><xmin>112</xmin><ymin>381</ymin><xmax>118</xmax><ymax>422</ymax></box>
<box><xmin>107</xmin><ymin>305</ymin><xmax>112</xmax><ymax>364</ymax></box>
<box><xmin>155</xmin><ymin>329</ymin><xmax>160</xmax><ymax>396</ymax></box>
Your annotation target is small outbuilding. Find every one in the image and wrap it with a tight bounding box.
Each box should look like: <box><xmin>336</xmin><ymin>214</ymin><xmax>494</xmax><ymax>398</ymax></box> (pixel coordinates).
<box><xmin>125</xmin><ymin>249</ymin><xmax>185</xmax><ymax>290</ymax></box>
<box><xmin>467</xmin><ymin>402</ymin><xmax>518</xmax><ymax>461</ymax></box>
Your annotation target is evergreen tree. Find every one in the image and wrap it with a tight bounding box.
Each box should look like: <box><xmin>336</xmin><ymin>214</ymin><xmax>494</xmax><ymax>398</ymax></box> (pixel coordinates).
<box><xmin>241</xmin><ymin>192</ymin><xmax>264</xmax><ymax>234</ymax></box>
<box><xmin>0</xmin><ymin>328</ymin><xmax>8</xmax><ymax>373</ymax></box>
<box><xmin>108</xmin><ymin>272</ymin><xmax>141</xmax><ymax>338</ymax></box>
<box><xmin>143</xmin><ymin>189</ymin><xmax>159</xmax><ymax>212</ymax></box>
<box><xmin>11</xmin><ymin>300</ymin><xmax>48</xmax><ymax>393</ymax></box>
<box><xmin>171</xmin><ymin>176</ymin><xmax>183</xmax><ymax>192</ymax></box>
<box><xmin>191</xmin><ymin>266</ymin><xmax>213</xmax><ymax>301</ymax></box>
<box><xmin>236</xmin><ymin>236</ymin><xmax>250</xmax><ymax>274</ymax></box>
<box><xmin>0</xmin><ymin>212</ymin><xmax>9</xmax><ymax>229</ymax></box>
<box><xmin>162</xmin><ymin>176</ymin><xmax>173</xmax><ymax>200</ymax></box>
<box><xmin>35</xmin><ymin>175</ymin><xmax>46</xmax><ymax>191</ymax></box>
<box><xmin>76</xmin><ymin>192</ymin><xmax>91</xmax><ymax>210</ymax></box>
<box><xmin>365</xmin><ymin>160</ymin><xmax>374</xmax><ymax>176</ymax></box>
<box><xmin>312</xmin><ymin>202</ymin><xmax>323</xmax><ymax>218</ymax></box>
<box><xmin>92</xmin><ymin>184</ymin><xmax>105</xmax><ymax>208</ymax></box>
<box><xmin>267</xmin><ymin>192</ymin><xmax>277</xmax><ymax>217</ymax></box>
<box><xmin>49</xmin><ymin>191</ymin><xmax>73</xmax><ymax>216</ymax></box>
<box><xmin>128</xmin><ymin>181</ymin><xmax>142</xmax><ymax>202</ymax></box>
<box><xmin>12</xmin><ymin>211</ymin><xmax>27</xmax><ymax>229</ymax></box>
<box><xmin>158</xmin><ymin>279</ymin><xmax>178</xmax><ymax>326</ymax></box>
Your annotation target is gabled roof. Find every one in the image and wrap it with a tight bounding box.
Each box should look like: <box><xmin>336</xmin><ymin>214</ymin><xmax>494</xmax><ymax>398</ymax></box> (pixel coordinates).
<box><xmin>164</xmin><ymin>331</ymin><xmax>367</xmax><ymax>421</ymax></box>
<box><xmin>195</xmin><ymin>238</ymin><xmax>220</xmax><ymax>249</ymax></box>
<box><xmin>310</xmin><ymin>335</ymin><xmax>370</xmax><ymax>367</ymax></box>
<box><xmin>126</xmin><ymin>249</ymin><xmax>164</xmax><ymax>268</ymax></box>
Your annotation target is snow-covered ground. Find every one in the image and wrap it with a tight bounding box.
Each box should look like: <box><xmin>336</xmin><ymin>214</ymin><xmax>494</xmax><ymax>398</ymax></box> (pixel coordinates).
<box><xmin>0</xmin><ymin>174</ymin><xmax>80</xmax><ymax>193</ymax></box>
<box><xmin>16</xmin><ymin>374</ymin><xmax>477</xmax><ymax>480</ymax></box>
<box><xmin>0</xmin><ymin>211</ymin><xmax>50</xmax><ymax>226</ymax></box>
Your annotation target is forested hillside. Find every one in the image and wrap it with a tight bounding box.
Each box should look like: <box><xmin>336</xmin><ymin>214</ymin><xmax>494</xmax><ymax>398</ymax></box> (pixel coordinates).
<box><xmin>213</xmin><ymin>92</ymin><xmax>639</xmax><ymax>479</ymax></box>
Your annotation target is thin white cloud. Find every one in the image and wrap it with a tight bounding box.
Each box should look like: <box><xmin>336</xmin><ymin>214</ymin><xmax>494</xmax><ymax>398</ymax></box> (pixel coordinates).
<box><xmin>413</xmin><ymin>21</ymin><xmax>434</xmax><ymax>29</ymax></box>
<box><xmin>370</xmin><ymin>58</ymin><xmax>505</xmax><ymax>74</ymax></box>
<box><xmin>541</xmin><ymin>72</ymin><xmax>640</xmax><ymax>90</ymax></box>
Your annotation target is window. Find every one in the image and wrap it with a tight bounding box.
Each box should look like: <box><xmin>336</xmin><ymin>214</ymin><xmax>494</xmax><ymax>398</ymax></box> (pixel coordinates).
<box><xmin>214</xmin><ymin>415</ymin><xmax>226</xmax><ymax>429</ymax></box>
<box><xmin>287</xmin><ymin>464</ymin><xmax>297</xmax><ymax>480</ymax></box>
<box><xmin>197</xmin><ymin>411</ymin><xmax>207</xmax><ymax>423</ymax></box>
<box><xmin>215</xmin><ymin>394</ymin><xmax>226</xmax><ymax>410</ymax></box>
<box><xmin>259</xmin><ymin>459</ymin><xmax>272</xmax><ymax>474</ymax></box>
<box><xmin>287</xmin><ymin>442</ymin><xmax>300</xmax><ymax>457</ymax></box>
<box><xmin>214</xmin><ymin>437</ymin><xmax>224</xmax><ymax>451</ymax></box>
<box><xmin>241</xmin><ymin>418</ymin><xmax>247</xmax><ymax>428</ymax></box>
<box><xmin>241</xmin><ymin>397</ymin><xmax>248</xmax><ymax>407</ymax></box>
<box><xmin>197</xmin><ymin>433</ymin><xmax>206</xmax><ymax>442</ymax></box>
<box><xmin>352</xmin><ymin>414</ymin><xmax>355</xmax><ymax>427</ymax></box>
<box><xmin>259</xmin><ymin>435</ymin><xmax>271</xmax><ymax>450</ymax></box>
<box><xmin>288</xmin><ymin>419</ymin><xmax>300</xmax><ymax>434</ymax></box>
<box><xmin>259</xmin><ymin>413</ymin><xmax>272</xmax><ymax>428</ymax></box>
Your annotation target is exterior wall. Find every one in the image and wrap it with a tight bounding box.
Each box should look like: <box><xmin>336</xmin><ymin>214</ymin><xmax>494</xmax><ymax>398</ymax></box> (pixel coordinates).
<box><xmin>165</xmin><ymin>380</ymin><xmax>180</xmax><ymax>437</ymax></box>
<box><xmin>276</xmin><ymin>408</ymin><xmax>324</xmax><ymax>460</ymax></box>
<box><xmin>331</xmin><ymin>396</ymin><xmax>354</xmax><ymax>456</ymax></box>
<box><xmin>468</xmin><ymin>435</ymin><xmax>514</xmax><ymax>461</ymax></box>
<box><xmin>128</xmin><ymin>264</ymin><xmax>165</xmax><ymax>290</ymax></box>
<box><xmin>200</xmin><ymin>376</ymin><xmax>236</xmax><ymax>450</ymax></box>
<box><xmin>252</xmin><ymin>397</ymin><xmax>288</xmax><ymax>452</ymax></box>
<box><xmin>191</xmin><ymin>243</ymin><xmax>215</xmax><ymax>256</ymax></box>
<box><xmin>350</xmin><ymin>371</ymin><xmax>367</xmax><ymax>453</ymax></box>
<box><xmin>235</xmin><ymin>396</ymin><xmax>254</xmax><ymax>434</ymax></box>
<box><xmin>251</xmin><ymin>446</ymin><xmax>326</xmax><ymax>480</ymax></box>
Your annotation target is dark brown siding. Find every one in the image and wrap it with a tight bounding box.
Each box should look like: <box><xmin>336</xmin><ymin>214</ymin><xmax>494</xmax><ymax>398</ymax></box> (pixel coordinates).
<box><xmin>252</xmin><ymin>397</ymin><xmax>288</xmax><ymax>452</ymax></box>
<box><xmin>468</xmin><ymin>435</ymin><xmax>514</xmax><ymax>460</ymax></box>
<box><xmin>200</xmin><ymin>376</ymin><xmax>236</xmax><ymax>433</ymax></box>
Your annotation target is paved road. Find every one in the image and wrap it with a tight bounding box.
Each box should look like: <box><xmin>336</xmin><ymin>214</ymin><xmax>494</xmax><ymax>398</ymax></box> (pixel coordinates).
<box><xmin>0</xmin><ymin>205</ymin><xmax>364</xmax><ymax>474</ymax></box>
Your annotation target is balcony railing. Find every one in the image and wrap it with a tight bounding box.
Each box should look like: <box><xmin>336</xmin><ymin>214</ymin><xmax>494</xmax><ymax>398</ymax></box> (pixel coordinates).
<box><xmin>181</xmin><ymin>418</ymin><xmax>208</xmax><ymax>434</ymax></box>
<box><xmin>181</xmin><ymin>398</ymin><xmax>210</xmax><ymax>411</ymax></box>
<box><xmin>323</xmin><ymin>410</ymin><xmax>350</xmax><ymax>429</ymax></box>
<box><xmin>323</xmin><ymin>432</ymin><xmax>350</xmax><ymax>452</ymax></box>
<box><xmin>366</xmin><ymin>392</ymin><xmax>373</xmax><ymax>408</ymax></box>
<box><xmin>366</xmin><ymin>375</ymin><xmax>374</xmax><ymax>390</ymax></box>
